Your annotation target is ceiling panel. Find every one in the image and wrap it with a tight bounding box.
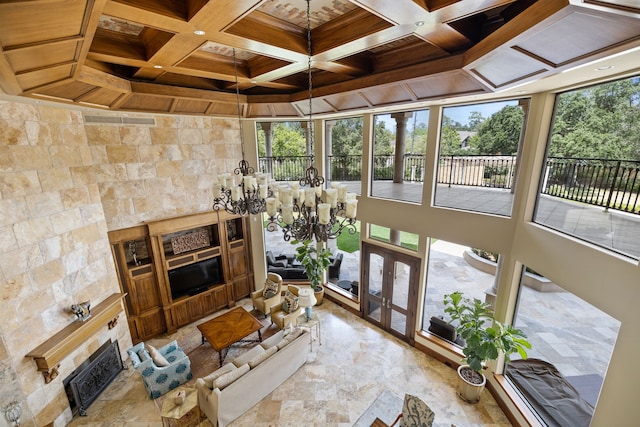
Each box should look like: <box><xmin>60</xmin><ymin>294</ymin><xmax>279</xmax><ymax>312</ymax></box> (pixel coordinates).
<box><xmin>0</xmin><ymin>0</ymin><xmax>638</xmax><ymax>117</ymax></box>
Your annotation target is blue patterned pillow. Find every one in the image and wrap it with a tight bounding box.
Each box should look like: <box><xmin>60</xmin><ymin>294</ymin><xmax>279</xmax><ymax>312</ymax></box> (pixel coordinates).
<box><xmin>282</xmin><ymin>290</ymin><xmax>299</xmax><ymax>314</ymax></box>
<box><xmin>263</xmin><ymin>278</ymin><xmax>279</xmax><ymax>299</ymax></box>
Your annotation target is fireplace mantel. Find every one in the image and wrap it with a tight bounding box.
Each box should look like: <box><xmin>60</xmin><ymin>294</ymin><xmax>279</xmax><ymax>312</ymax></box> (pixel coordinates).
<box><xmin>26</xmin><ymin>293</ymin><xmax>126</xmax><ymax>383</ymax></box>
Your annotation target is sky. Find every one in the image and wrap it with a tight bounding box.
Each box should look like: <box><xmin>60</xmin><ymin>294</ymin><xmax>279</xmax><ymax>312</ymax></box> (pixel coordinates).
<box><xmin>375</xmin><ymin>100</ymin><xmax>517</xmax><ymax>129</ymax></box>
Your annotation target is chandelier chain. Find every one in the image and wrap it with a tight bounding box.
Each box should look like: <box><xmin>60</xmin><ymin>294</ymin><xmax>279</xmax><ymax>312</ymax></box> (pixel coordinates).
<box><xmin>307</xmin><ymin>0</ymin><xmax>313</xmax><ymax>147</ymax></box>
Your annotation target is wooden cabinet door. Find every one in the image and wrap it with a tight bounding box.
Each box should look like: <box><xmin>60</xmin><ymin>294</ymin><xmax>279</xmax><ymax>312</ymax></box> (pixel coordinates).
<box><xmin>129</xmin><ymin>268</ymin><xmax>161</xmax><ymax>314</ymax></box>
<box><xmin>135</xmin><ymin>308</ymin><xmax>166</xmax><ymax>341</ymax></box>
<box><xmin>233</xmin><ymin>275</ymin><xmax>251</xmax><ymax>300</ymax></box>
<box><xmin>212</xmin><ymin>286</ymin><xmax>228</xmax><ymax>310</ymax></box>
<box><xmin>228</xmin><ymin>245</ymin><xmax>248</xmax><ymax>277</ymax></box>
<box><xmin>172</xmin><ymin>298</ymin><xmax>204</xmax><ymax>327</ymax></box>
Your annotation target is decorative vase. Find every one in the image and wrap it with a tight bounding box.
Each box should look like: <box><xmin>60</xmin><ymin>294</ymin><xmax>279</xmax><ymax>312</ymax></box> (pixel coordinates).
<box><xmin>174</xmin><ymin>390</ymin><xmax>186</xmax><ymax>405</ymax></box>
<box><xmin>456</xmin><ymin>365</ymin><xmax>486</xmax><ymax>403</ymax></box>
<box><xmin>314</xmin><ymin>285</ymin><xmax>325</xmax><ymax>305</ymax></box>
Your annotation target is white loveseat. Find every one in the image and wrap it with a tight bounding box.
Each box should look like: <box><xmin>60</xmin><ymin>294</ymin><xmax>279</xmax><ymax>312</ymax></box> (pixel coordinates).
<box><xmin>196</xmin><ymin>328</ymin><xmax>308</xmax><ymax>427</ymax></box>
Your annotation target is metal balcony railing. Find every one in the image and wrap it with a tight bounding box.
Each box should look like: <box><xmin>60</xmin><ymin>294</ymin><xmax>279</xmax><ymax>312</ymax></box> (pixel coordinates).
<box><xmin>259</xmin><ymin>154</ymin><xmax>640</xmax><ymax>215</ymax></box>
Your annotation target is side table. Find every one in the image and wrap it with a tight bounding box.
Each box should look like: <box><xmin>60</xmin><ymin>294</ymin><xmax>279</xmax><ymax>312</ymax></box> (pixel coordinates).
<box><xmin>296</xmin><ymin>313</ymin><xmax>321</xmax><ymax>351</ymax></box>
<box><xmin>160</xmin><ymin>386</ymin><xmax>201</xmax><ymax>427</ymax></box>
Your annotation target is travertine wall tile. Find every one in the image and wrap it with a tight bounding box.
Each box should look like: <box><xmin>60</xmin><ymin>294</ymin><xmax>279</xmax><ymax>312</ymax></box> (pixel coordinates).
<box><xmin>13</xmin><ymin>217</ymin><xmax>55</xmax><ymax>247</ymax></box>
<box><xmin>1</xmin><ymin>99</ymin><xmax>240</xmax><ymax>425</ymax></box>
<box><xmin>0</xmin><ymin>171</ymin><xmax>42</xmax><ymax>197</ymax></box>
<box><xmin>25</xmin><ymin>121</ymin><xmax>53</xmax><ymax>146</ymax></box>
<box><xmin>39</xmin><ymin>168</ymin><xmax>75</xmax><ymax>192</ymax></box>
<box><xmin>106</xmin><ymin>145</ymin><xmax>139</xmax><ymax>163</ymax></box>
<box><xmin>119</xmin><ymin>126</ymin><xmax>151</xmax><ymax>145</ymax></box>
<box><xmin>49</xmin><ymin>145</ymin><xmax>88</xmax><ymax>168</ymax></box>
<box><xmin>85</xmin><ymin>125</ymin><xmax>121</xmax><ymax>146</ymax></box>
<box><xmin>0</xmin><ymin>119</ymin><xmax>31</xmax><ymax>145</ymax></box>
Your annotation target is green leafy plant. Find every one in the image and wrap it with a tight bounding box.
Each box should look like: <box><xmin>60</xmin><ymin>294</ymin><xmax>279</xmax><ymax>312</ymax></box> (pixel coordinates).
<box><xmin>293</xmin><ymin>239</ymin><xmax>332</xmax><ymax>291</ymax></box>
<box><xmin>443</xmin><ymin>291</ymin><xmax>531</xmax><ymax>377</ymax></box>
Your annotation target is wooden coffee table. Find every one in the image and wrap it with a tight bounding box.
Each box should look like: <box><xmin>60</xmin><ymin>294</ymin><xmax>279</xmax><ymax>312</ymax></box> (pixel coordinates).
<box><xmin>197</xmin><ymin>306</ymin><xmax>263</xmax><ymax>365</ymax></box>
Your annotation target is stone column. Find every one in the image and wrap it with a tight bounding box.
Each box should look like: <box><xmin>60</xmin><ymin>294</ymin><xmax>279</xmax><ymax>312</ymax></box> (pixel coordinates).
<box><xmin>260</xmin><ymin>122</ymin><xmax>274</xmax><ymax>157</ymax></box>
<box><xmin>391</xmin><ymin>112</ymin><xmax>413</xmax><ymax>183</ymax></box>
<box><xmin>325</xmin><ymin>120</ymin><xmax>336</xmax><ymax>183</ymax></box>
<box><xmin>390</xmin><ymin>229</ymin><xmax>401</xmax><ymax>246</ymax></box>
<box><xmin>258</xmin><ymin>122</ymin><xmax>273</xmax><ymax>175</ymax></box>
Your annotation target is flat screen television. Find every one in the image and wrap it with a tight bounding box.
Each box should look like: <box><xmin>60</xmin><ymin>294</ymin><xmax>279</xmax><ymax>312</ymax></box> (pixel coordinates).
<box><xmin>168</xmin><ymin>256</ymin><xmax>223</xmax><ymax>299</ymax></box>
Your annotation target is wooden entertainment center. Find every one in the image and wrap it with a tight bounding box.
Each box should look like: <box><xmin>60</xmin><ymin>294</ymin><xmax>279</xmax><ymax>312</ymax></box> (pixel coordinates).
<box><xmin>108</xmin><ymin>211</ymin><xmax>253</xmax><ymax>343</ymax></box>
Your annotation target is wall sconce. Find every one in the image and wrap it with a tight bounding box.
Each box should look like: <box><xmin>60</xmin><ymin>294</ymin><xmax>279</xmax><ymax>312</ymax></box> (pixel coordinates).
<box><xmin>3</xmin><ymin>401</ymin><xmax>22</xmax><ymax>427</ymax></box>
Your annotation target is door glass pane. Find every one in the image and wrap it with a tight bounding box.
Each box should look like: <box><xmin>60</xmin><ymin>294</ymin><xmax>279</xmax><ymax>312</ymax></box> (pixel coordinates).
<box><xmin>391</xmin><ymin>260</ymin><xmax>409</xmax><ymax>310</ymax></box>
<box><xmin>368</xmin><ymin>253</ymin><xmax>383</xmax><ymax>295</ymax></box>
<box><xmin>390</xmin><ymin>310</ymin><xmax>407</xmax><ymax>336</ymax></box>
<box><xmin>366</xmin><ymin>253</ymin><xmax>384</xmax><ymax>321</ymax></box>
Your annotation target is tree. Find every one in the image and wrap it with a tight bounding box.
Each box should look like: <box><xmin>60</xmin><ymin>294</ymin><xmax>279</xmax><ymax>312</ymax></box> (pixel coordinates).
<box><xmin>331</xmin><ymin>118</ymin><xmax>363</xmax><ymax>156</ymax></box>
<box><xmin>471</xmin><ymin>105</ymin><xmax>524</xmax><ymax>155</ymax></box>
<box><xmin>439</xmin><ymin>123</ymin><xmax>464</xmax><ymax>156</ymax></box>
<box><xmin>373</xmin><ymin>119</ymin><xmax>394</xmax><ymax>155</ymax></box>
<box><xmin>550</xmin><ymin>77</ymin><xmax>640</xmax><ymax>160</ymax></box>
<box><xmin>257</xmin><ymin>122</ymin><xmax>306</xmax><ymax>157</ymax></box>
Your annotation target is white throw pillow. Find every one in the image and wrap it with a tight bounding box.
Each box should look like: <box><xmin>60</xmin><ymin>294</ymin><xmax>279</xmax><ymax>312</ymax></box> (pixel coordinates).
<box><xmin>231</xmin><ymin>345</ymin><xmax>265</xmax><ymax>368</ymax></box>
<box><xmin>213</xmin><ymin>363</ymin><xmax>250</xmax><ymax>390</ymax></box>
<box><xmin>201</xmin><ymin>363</ymin><xmax>236</xmax><ymax>389</ymax></box>
<box><xmin>147</xmin><ymin>344</ymin><xmax>169</xmax><ymax>367</ymax></box>
<box><xmin>248</xmin><ymin>345</ymin><xmax>277</xmax><ymax>368</ymax></box>
<box><xmin>261</xmin><ymin>331</ymin><xmax>284</xmax><ymax>350</ymax></box>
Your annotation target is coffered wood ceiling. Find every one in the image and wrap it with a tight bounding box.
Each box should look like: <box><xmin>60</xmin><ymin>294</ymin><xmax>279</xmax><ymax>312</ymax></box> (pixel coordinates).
<box><xmin>0</xmin><ymin>0</ymin><xmax>639</xmax><ymax>118</ymax></box>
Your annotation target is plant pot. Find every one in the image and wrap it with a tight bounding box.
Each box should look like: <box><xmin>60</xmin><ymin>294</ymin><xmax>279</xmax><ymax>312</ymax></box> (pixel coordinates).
<box><xmin>456</xmin><ymin>365</ymin><xmax>486</xmax><ymax>404</ymax></box>
<box><xmin>314</xmin><ymin>286</ymin><xmax>324</xmax><ymax>305</ymax></box>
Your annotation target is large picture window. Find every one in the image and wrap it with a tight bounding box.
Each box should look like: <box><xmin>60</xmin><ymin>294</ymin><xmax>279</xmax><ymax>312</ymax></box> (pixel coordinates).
<box><xmin>371</xmin><ymin>109</ymin><xmax>430</xmax><ymax>203</ymax></box>
<box><xmin>534</xmin><ymin>76</ymin><xmax>640</xmax><ymax>259</ymax></box>
<box><xmin>434</xmin><ymin>100</ymin><xmax>528</xmax><ymax>216</ymax></box>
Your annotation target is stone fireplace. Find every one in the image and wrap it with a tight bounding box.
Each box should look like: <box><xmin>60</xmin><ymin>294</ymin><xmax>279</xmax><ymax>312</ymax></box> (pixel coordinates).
<box><xmin>63</xmin><ymin>340</ymin><xmax>124</xmax><ymax>416</ymax></box>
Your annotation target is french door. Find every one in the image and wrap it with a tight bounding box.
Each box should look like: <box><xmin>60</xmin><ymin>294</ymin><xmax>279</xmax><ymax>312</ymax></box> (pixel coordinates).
<box><xmin>362</xmin><ymin>242</ymin><xmax>420</xmax><ymax>344</ymax></box>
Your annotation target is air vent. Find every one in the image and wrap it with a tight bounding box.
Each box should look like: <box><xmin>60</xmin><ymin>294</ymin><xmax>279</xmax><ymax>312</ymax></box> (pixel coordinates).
<box><xmin>83</xmin><ymin>115</ymin><xmax>156</xmax><ymax>125</ymax></box>
<box><xmin>123</xmin><ymin>117</ymin><xmax>155</xmax><ymax>125</ymax></box>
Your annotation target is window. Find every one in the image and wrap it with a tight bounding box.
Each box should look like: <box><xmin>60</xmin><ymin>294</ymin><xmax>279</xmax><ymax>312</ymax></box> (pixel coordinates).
<box><xmin>507</xmin><ymin>268</ymin><xmax>620</xmax><ymax>425</ymax></box>
<box><xmin>421</xmin><ymin>239</ymin><xmax>497</xmax><ymax>340</ymax></box>
<box><xmin>368</xmin><ymin>224</ymin><xmax>419</xmax><ymax>251</ymax></box>
<box><xmin>434</xmin><ymin>100</ymin><xmax>527</xmax><ymax>216</ymax></box>
<box><xmin>327</xmin><ymin>117</ymin><xmax>362</xmax><ymax>195</ymax></box>
<box><xmin>371</xmin><ymin>109</ymin><xmax>430</xmax><ymax>203</ymax></box>
<box><xmin>534</xmin><ymin>76</ymin><xmax>640</xmax><ymax>259</ymax></box>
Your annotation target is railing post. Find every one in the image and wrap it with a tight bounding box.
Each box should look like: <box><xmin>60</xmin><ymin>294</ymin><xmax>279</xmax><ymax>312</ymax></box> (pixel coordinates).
<box><xmin>448</xmin><ymin>155</ymin><xmax>454</xmax><ymax>188</ymax></box>
<box><xmin>605</xmin><ymin>160</ymin><xmax>621</xmax><ymax>212</ymax></box>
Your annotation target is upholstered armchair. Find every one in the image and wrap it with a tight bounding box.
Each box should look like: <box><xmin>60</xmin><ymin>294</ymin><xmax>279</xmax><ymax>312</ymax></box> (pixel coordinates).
<box><xmin>389</xmin><ymin>394</ymin><xmax>435</xmax><ymax>427</ymax></box>
<box><xmin>270</xmin><ymin>286</ymin><xmax>303</xmax><ymax>329</ymax></box>
<box><xmin>126</xmin><ymin>340</ymin><xmax>192</xmax><ymax>399</ymax></box>
<box><xmin>251</xmin><ymin>273</ymin><xmax>283</xmax><ymax>318</ymax></box>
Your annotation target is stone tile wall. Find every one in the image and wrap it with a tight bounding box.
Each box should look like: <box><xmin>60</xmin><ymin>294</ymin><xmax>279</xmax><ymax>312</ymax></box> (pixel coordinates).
<box><xmin>0</xmin><ymin>100</ymin><xmax>241</xmax><ymax>426</ymax></box>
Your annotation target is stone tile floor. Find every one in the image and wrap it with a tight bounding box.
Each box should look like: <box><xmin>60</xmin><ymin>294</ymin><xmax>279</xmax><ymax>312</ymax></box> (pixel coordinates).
<box><xmin>68</xmin><ymin>298</ymin><xmax>512</xmax><ymax>427</ymax></box>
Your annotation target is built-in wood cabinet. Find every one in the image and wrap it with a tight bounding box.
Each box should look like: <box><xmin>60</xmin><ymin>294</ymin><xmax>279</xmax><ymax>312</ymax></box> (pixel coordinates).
<box><xmin>108</xmin><ymin>211</ymin><xmax>253</xmax><ymax>342</ymax></box>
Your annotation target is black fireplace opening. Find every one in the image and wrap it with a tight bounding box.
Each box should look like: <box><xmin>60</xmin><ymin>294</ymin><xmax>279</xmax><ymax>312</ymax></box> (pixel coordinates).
<box><xmin>63</xmin><ymin>339</ymin><xmax>124</xmax><ymax>416</ymax></box>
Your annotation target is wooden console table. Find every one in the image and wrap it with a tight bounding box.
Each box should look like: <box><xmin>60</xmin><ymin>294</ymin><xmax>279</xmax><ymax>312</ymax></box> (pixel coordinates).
<box><xmin>26</xmin><ymin>293</ymin><xmax>126</xmax><ymax>383</ymax></box>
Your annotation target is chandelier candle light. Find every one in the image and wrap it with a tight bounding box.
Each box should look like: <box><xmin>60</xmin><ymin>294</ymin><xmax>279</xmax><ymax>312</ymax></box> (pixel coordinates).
<box><xmin>213</xmin><ymin>48</ymin><xmax>268</xmax><ymax>216</ymax></box>
<box><xmin>265</xmin><ymin>0</ymin><xmax>357</xmax><ymax>242</ymax></box>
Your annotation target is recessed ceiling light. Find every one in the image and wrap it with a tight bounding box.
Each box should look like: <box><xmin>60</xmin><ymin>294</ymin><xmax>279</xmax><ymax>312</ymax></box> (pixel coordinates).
<box><xmin>194</xmin><ymin>30</ymin><xmax>205</xmax><ymax>36</ymax></box>
<box><xmin>595</xmin><ymin>65</ymin><xmax>613</xmax><ymax>71</ymax></box>
<box><xmin>153</xmin><ymin>65</ymin><xmax>163</xmax><ymax>69</ymax></box>
<box><xmin>415</xmin><ymin>21</ymin><xmax>424</xmax><ymax>27</ymax></box>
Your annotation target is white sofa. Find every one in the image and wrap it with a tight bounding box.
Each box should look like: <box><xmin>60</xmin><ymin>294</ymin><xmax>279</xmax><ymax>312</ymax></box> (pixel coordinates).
<box><xmin>196</xmin><ymin>328</ymin><xmax>308</xmax><ymax>427</ymax></box>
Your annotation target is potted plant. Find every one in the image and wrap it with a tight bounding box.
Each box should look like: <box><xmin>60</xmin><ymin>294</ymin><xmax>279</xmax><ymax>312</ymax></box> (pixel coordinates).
<box><xmin>443</xmin><ymin>291</ymin><xmax>531</xmax><ymax>403</ymax></box>
<box><xmin>293</xmin><ymin>239</ymin><xmax>332</xmax><ymax>305</ymax></box>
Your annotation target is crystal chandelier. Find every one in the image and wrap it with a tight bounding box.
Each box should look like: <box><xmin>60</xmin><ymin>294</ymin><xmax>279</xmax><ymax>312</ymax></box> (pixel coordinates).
<box><xmin>265</xmin><ymin>0</ymin><xmax>357</xmax><ymax>243</ymax></box>
<box><xmin>213</xmin><ymin>49</ymin><xmax>268</xmax><ymax>216</ymax></box>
